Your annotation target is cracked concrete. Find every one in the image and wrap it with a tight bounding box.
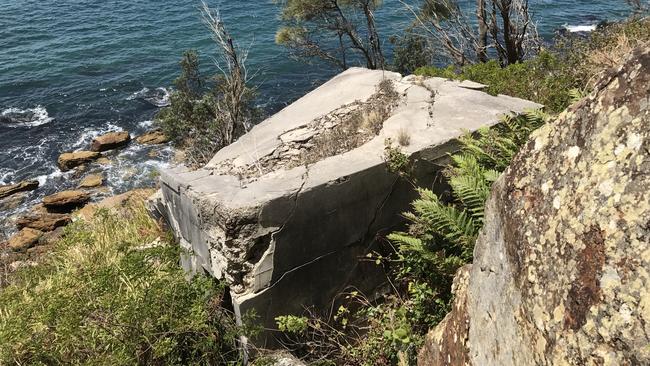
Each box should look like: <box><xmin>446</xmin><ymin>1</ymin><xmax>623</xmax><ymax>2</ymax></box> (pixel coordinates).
<box><xmin>151</xmin><ymin>67</ymin><xmax>540</xmax><ymax>346</ymax></box>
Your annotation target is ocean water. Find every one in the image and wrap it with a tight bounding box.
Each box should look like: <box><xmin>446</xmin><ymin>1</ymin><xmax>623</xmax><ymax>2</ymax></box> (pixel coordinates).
<box><xmin>0</xmin><ymin>0</ymin><xmax>636</xmax><ymax>235</ymax></box>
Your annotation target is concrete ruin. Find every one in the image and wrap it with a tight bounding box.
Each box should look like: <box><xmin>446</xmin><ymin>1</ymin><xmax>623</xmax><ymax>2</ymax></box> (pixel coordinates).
<box><xmin>151</xmin><ymin>68</ymin><xmax>540</xmax><ymax>345</ymax></box>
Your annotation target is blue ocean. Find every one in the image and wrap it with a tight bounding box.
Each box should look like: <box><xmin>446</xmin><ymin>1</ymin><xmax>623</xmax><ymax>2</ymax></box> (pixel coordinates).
<box><xmin>0</xmin><ymin>0</ymin><xmax>636</xmax><ymax>235</ymax></box>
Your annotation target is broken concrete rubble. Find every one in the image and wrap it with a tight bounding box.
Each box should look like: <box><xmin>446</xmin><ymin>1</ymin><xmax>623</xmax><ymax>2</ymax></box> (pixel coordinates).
<box><xmin>152</xmin><ymin>67</ymin><xmax>540</xmax><ymax>346</ymax></box>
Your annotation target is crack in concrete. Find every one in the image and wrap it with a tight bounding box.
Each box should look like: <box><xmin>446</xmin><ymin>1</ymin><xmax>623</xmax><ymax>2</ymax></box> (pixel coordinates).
<box><xmin>258</xmin><ymin>174</ymin><xmax>400</xmax><ymax>296</ymax></box>
<box><xmin>269</xmin><ymin>164</ymin><xmax>311</xmax><ymax>240</ymax></box>
<box><xmin>259</xmin><ymin>247</ymin><xmax>341</xmax><ymax>294</ymax></box>
<box><xmin>333</xmin><ymin>176</ymin><xmax>400</xmax><ymax>296</ymax></box>
<box><xmin>252</xmin><ymin>165</ymin><xmax>311</xmax><ymax>290</ymax></box>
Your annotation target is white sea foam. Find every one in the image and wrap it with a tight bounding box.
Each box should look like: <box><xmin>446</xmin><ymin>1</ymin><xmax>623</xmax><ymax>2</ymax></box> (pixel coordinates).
<box><xmin>138</xmin><ymin>120</ymin><xmax>154</xmax><ymax>128</ymax></box>
<box><xmin>564</xmin><ymin>24</ymin><xmax>597</xmax><ymax>33</ymax></box>
<box><xmin>0</xmin><ymin>106</ymin><xmax>54</xmax><ymax>127</ymax></box>
<box><xmin>67</xmin><ymin>122</ymin><xmax>123</xmax><ymax>150</ymax></box>
<box><xmin>127</xmin><ymin>87</ymin><xmax>171</xmax><ymax>107</ymax></box>
<box><xmin>35</xmin><ymin>169</ymin><xmax>65</xmax><ymax>187</ymax></box>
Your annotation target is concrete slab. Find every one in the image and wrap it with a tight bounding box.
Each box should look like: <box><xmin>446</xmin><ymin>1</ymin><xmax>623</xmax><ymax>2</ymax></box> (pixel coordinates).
<box><xmin>152</xmin><ymin>68</ymin><xmax>541</xmax><ymax>345</ymax></box>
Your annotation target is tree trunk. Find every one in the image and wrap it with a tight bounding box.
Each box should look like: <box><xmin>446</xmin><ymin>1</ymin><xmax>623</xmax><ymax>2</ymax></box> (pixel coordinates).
<box><xmin>476</xmin><ymin>0</ymin><xmax>489</xmax><ymax>62</ymax></box>
<box><xmin>362</xmin><ymin>1</ymin><xmax>384</xmax><ymax>69</ymax></box>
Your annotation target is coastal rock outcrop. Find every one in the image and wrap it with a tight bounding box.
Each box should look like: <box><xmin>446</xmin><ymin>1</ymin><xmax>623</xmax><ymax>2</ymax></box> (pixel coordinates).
<box><xmin>78</xmin><ymin>188</ymin><xmax>155</xmax><ymax>220</ymax></box>
<box><xmin>7</xmin><ymin>228</ymin><xmax>43</xmax><ymax>252</ymax></box>
<box><xmin>58</xmin><ymin>151</ymin><xmax>101</xmax><ymax>171</ymax></box>
<box><xmin>418</xmin><ymin>47</ymin><xmax>650</xmax><ymax>365</ymax></box>
<box><xmin>90</xmin><ymin>131</ymin><xmax>131</xmax><ymax>152</ymax></box>
<box><xmin>0</xmin><ymin>180</ymin><xmax>39</xmax><ymax>199</ymax></box>
<box><xmin>136</xmin><ymin>130</ymin><xmax>169</xmax><ymax>145</ymax></box>
<box><xmin>78</xmin><ymin>174</ymin><xmax>104</xmax><ymax>188</ymax></box>
<box><xmin>152</xmin><ymin>67</ymin><xmax>541</xmax><ymax>345</ymax></box>
<box><xmin>43</xmin><ymin>190</ymin><xmax>90</xmax><ymax>212</ymax></box>
<box><xmin>16</xmin><ymin>213</ymin><xmax>71</xmax><ymax>232</ymax></box>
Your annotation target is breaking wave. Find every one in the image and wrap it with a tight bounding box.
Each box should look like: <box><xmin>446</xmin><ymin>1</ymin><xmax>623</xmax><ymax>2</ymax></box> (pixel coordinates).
<box><xmin>0</xmin><ymin>106</ymin><xmax>54</xmax><ymax>127</ymax></box>
<box><xmin>127</xmin><ymin>87</ymin><xmax>171</xmax><ymax>107</ymax></box>
<box><xmin>564</xmin><ymin>24</ymin><xmax>597</xmax><ymax>33</ymax></box>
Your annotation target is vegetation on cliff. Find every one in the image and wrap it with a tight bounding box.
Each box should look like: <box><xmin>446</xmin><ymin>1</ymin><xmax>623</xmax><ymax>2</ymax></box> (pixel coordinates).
<box><xmin>0</xmin><ymin>200</ymin><xmax>251</xmax><ymax>365</ymax></box>
<box><xmin>415</xmin><ymin>17</ymin><xmax>650</xmax><ymax>113</ymax></box>
<box><xmin>156</xmin><ymin>2</ymin><xmax>259</xmax><ymax>167</ymax></box>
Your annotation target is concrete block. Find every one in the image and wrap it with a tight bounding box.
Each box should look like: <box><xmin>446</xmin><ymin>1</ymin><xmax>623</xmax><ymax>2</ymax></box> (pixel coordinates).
<box><xmin>153</xmin><ymin>67</ymin><xmax>541</xmax><ymax>346</ymax></box>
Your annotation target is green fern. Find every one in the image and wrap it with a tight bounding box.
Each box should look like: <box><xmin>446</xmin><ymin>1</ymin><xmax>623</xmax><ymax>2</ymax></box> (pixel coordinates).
<box><xmin>389</xmin><ymin>108</ymin><xmax>548</xmax><ymax>297</ymax></box>
<box><xmin>568</xmin><ymin>88</ymin><xmax>586</xmax><ymax>103</ymax></box>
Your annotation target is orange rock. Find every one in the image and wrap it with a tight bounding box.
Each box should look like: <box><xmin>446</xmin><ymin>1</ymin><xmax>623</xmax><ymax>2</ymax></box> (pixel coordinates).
<box><xmin>7</xmin><ymin>228</ymin><xmax>43</xmax><ymax>252</ymax></box>
<box><xmin>58</xmin><ymin>151</ymin><xmax>101</xmax><ymax>171</ymax></box>
<box><xmin>90</xmin><ymin>131</ymin><xmax>131</xmax><ymax>152</ymax></box>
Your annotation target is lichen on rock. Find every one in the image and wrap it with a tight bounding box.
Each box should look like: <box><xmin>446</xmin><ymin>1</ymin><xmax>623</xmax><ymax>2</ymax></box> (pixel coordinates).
<box><xmin>419</xmin><ymin>46</ymin><xmax>650</xmax><ymax>366</ymax></box>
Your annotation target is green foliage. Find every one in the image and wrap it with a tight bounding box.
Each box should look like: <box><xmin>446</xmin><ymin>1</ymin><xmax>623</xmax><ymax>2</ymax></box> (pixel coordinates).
<box><xmin>414</xmin><ymin>17</ymin><xmax>650</xmax><ymax>114</ymax></box>
<box><xmin>156</xmin><ymin>50</ymin><xmax>221</xmax><ymax>165</ymax></box>
<box><xmin>416</xmin><ymin>52</ymin><xmax>578</xmax><ymax>113</ymax></box>
<box><xmin>0</xmin><ymin>202</ymin><xmax>248</xmax><ymax>365</ymax></box>
<box><xmin>275</xmin><ymin>315</ymin><xmax>309</xmax><ymax>334</ymax></box>
<box><xmin>275</xmin><ymin>0</ymin><xmax>385</xmax><ymax>69</ymax></box>
<box><xmin>555</xmin><ymin>17</ymin><xmax>650</xmax><ymax>85</ymax></box>
<box><xmin>384</xmin><ymin>138</ymin><xmax>411</xmax><ymax>176</ymax></box>
<box><xmin>390</xmin><ymin>30</ymin><xmax>433</xmax><ymax>74</ymax></box>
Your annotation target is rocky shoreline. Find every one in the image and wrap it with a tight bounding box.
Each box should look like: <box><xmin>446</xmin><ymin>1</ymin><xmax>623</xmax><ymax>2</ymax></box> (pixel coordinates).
<box><xmin>0</xmin><ymin>128</ymin><xmax>170</xmax><ymax>283</ymax></box>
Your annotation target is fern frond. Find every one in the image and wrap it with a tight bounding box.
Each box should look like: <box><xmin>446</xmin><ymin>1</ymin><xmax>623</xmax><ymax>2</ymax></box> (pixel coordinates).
<box><xmin>483</xmin><ymin>169</ymin><xmax>500</xmax><ymax>182</ymax></box>
<box><xmin>411</xmin><ymin>192</ymin><xmax>478</xmax><ymax>249</ymax></box>
<box><xmin>568</xmin><ymin>88</ymin><xmax>585</xmax><ymax>103</ymax></box>
<box><xmin>448</xmin><ymin>174</ymin><xmax>490</xmax><ymax>220</ymax></box>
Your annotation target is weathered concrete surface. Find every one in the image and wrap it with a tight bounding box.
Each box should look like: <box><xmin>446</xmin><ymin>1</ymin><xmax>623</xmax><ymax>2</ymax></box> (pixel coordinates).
<box><xmin>418</xmin><ymin>47</ymin><xmax>650</xmax><ymax>365</ymax></box>
<box><xmin>152</xmin><ymin>67</ymin><xmax>539</xmax><ymax>345</ymax></box>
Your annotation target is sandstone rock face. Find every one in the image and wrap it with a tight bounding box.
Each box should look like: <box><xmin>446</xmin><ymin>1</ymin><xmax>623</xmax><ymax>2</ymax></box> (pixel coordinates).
<box><xmin>153</xmin><ymin>67</ymin><xmax>540</xmax><ymax>345</ymax></box>
<box><xmin>418</xmin><ymin>47</ymin><xmax>650</xmax><ymax>366</ymax></box>
<box><xmin>0</xmin><ymin>192</ymin><xmax>29</xmax><ymax>212</ymax></box>
<box><xmin>16</xmin><ymin>213</ymin><xmax>71</xmax><ymax>232</ymax></box>
<box><xmin>7</xmin><ymin>228</ymin><xmax>43</xmax><ymax>252</ymax></box>
<box><xmin>136</xmin><ymin>130</ymin><xmax>170</xmax><ymax>145</ymax></box>
<box><xmin>90</xmin><ymin>131</ymin><xmax>131</xmax><ymax>152</ymax></box>
<box><xmin>0</xmin><ymin>180</ymin><xmax>39</xmax><ymax>199</ymax></box>
<box><xmin>78</xmin><ymin>174</ymin><xmax>104</xmax><ymax>188</ymax></box>
<box><xmin>58</xmin><ymin>151</ymin><xmax>101</xmax><ymax>171</ymax></box>
<box><xmin>43</xmin><ymin>190</ymin><xmax>90</xmax><ymax>212</ymax></box>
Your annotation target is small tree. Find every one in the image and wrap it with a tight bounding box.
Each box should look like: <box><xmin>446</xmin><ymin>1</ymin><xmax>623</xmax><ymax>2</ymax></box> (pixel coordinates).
<box><xmin>275</xmin><ymin>0</ymin><xmax>385</xmax><ymax>70</ymax></box>
<box><xmin>156</xmin><ymin>2</ymin><xmax>258</xmax><ymax>167</ymax></box>
<box><xmin>390</xmin><ymin>29</ymin><xmax>434</xmax><ymax>74</ymax></box>
<box><xmin>400</xmin><ymin>0</ymin><xmax>539</xmax><ymax>66</ymax></box>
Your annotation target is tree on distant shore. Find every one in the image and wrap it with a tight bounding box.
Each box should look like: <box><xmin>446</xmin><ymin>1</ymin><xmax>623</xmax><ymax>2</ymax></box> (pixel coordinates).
<box><xmin>275</xmin><ymin>0</ymin><xmax>385</xmax><ymax>70</ymax></box>
<box><xmin>399</xmin><ymin>0</ymin><xmax>540</xmax><ymax>66</ymax></box>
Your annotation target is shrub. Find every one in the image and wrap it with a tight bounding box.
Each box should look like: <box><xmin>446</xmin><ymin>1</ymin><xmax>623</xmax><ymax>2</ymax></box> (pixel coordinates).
<box><xmin>556</xmin><ymin>17</ymin><xmax>650</xmax><ymax>88</ymax></box>
<box><xmin>415</xmin><ymin>52</ymin><xmax>577</xmax><ymax>113</ymax></box>
<box><xmin>0</xmin><ymin>201</ymin><xmax>249</xmax><ymax>365</ymax></box>
<box><xmin>414</xmin><ymin>17</ymin><xmax>650</xmax><ymax>114</ymax></box>
<box><xmin>390</xmin><ymin>31</ymin><xmax>434</xmax><ymax>75</ymax></box>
